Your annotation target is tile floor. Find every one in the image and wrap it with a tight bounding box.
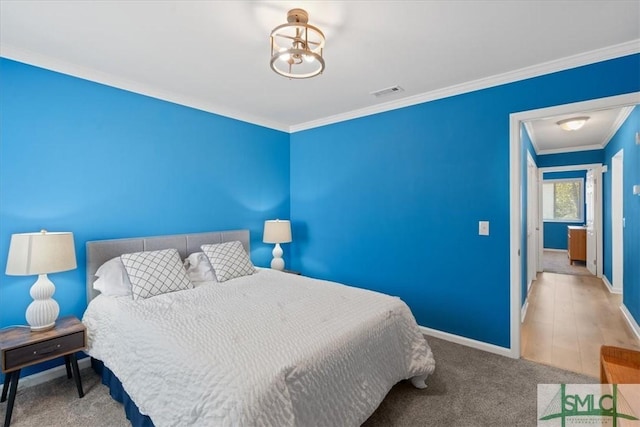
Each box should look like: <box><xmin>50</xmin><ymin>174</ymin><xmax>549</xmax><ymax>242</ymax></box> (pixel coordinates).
<box><xmin>521</xmin><ymin>271</ymin><xmax>640</xmax><ymax>378</ymax></box>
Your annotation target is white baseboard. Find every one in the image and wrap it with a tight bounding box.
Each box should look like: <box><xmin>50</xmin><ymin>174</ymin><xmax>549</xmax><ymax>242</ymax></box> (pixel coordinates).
<box><xmin>15</xmin><ymin>356</ymin><xmax>91</xmax><ymax>391</ymax></box>
<box><xmin>521</xmin><ymin>299</ymin><xmax>529</xmax><ymax>323</ymax></box>
<box><xmin>419</xmin><ymin>325</ymin><xmax>514</xmax><ymax>359</ymax></box>
<box><xmin>602</xmin><ymin>275</ymin><xmax>622</xmax><ymax>294</ymax></box>
<box><xmin>620</xmin><ymin>305</ymin><xmax>640</xmax><ymax>341</ymax></box>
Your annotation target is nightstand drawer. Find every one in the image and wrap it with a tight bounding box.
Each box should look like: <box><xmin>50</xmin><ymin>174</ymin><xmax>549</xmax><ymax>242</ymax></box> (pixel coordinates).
<box><xmin>4</xmin><ymin>331</ymin><xmax>85</xmax><ymax>371</ymax></box>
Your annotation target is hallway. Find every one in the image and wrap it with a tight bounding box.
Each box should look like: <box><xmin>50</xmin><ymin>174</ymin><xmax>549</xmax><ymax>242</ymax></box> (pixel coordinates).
<box><xmin>521</xmin><ymin>271</ymin><xmax>640</xmax><ymax>378</ymax></box>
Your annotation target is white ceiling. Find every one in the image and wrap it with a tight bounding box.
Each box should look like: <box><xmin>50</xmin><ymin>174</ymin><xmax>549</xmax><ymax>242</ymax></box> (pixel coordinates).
<box><xmin>1</xmin><ymin>1</ymin><xmax>639</xmax><ymax>138</ymax></box>
<box><xmin>525</xmin><ymin>106</ymin><xmax>636</xmax><ymax>155</ymax></box>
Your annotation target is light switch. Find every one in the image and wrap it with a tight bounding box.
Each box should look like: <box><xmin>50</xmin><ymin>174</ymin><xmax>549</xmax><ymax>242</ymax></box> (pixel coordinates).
<box><xmin>479</xmin><ymin>221</ymin><xmax>489</xmax><ymax>236</ymax></box>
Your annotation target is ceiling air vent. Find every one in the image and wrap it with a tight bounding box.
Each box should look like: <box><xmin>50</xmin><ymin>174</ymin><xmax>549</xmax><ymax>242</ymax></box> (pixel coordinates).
<box><xmin>370</xmin><ymin>85</ymin><xmax>404</xmax><ymax>98</ymax></box>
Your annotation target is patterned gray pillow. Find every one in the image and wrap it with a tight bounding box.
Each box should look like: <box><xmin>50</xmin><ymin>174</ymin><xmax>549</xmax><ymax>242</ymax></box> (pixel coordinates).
<box><xmin>201</xmin><ymin>241</ymin><xmax>255</xmax><ymax>282</ymax></box>
<box><xmin>121</xmin><ymin>248</ymin><xmax>193</xmax><ymax>300</ymax></box>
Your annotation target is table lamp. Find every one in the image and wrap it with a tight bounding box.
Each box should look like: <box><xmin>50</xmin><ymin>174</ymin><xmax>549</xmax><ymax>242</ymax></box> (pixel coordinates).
<box><xmin>5</xmin><ymin>230</ymin><xmax>77</xmax><ymax>331</ymax></box>
<box><xmin>263</xmin><ymin>219</ymin><xmax>292</xmax><ymax>271</ymax></box>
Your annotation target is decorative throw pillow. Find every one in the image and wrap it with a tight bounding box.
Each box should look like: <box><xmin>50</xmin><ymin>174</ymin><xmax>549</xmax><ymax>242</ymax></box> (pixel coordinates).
<box><xmin>120</xmin><ymin>248</ymin><xmax>193</xmax><ymax>300</ymax></box>
<box><xmin>93</xmin><ymin>256</ymin><xmax>133</xmax><ymax>297</ymax></box>
<box><xmin>201</xmin><ymin>241</ymin><xmax>255</xmax><ymax>282</ymax></box>
<box><xmin>184</xmin><ymin>252</ymin><xmax>217</xmax><ymax>283</ymax></box>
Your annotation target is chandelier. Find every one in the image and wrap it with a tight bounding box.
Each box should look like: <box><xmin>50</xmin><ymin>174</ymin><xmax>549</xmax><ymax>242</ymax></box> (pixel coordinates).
<box><xmin>270</xmin><ymin>8</ymin><xmax>325</xmax><ymax>79</ymax></box>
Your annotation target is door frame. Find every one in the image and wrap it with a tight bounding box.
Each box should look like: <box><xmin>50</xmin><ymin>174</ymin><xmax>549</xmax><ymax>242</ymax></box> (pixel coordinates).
<box><xmin>585</xmin><ymin>168</ymin><xmax>597</xmax><ymax>276</ymax></box>
<box><xmin>536</xmin><ymin>163</ymin><xmax>603</xmax><ymax>278</ymax></box>
<box><xmin>526</xmin><ymin>152</ymin><xmax>538</xmax><ymax>291</ymax></box>
<box><xmin>508</xmin><ymin>91</ymin><xmax>640</xmax><ymax>358</ymax></box>
<box><xmin>611</xmin><ymin>149</ymin><xmax>624</xmax><ymax>293</ymax></box>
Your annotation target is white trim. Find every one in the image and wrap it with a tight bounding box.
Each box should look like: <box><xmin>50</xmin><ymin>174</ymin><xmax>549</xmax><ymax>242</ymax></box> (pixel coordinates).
<box><xmin>509</xmin><ymin>92</ymin><xmax>640</xmax><ymax>360</ymax></box>
<box><xmin>602</xmin><ymin>274</ymin><xmax>614</xmax><ymax>291</ymax></box>
<box><xmin>611</xmin><ymin>149</ymin><xmax>625</xmax><ymax>292</ymax></box>
<box><xmin>418</xmin><ymin>326</ymin><xmax>514</xmax><ymax>359</ymax></box>
<box><xmin>543</xmin><ymin>248</ymin><xmax>566</xmax><ymax>253</ymax></box>
<box><xmin>0</xmin><ymin>45</ymin><xmax>291</xmax><ymax>133</ymax></box>
<box><xmin>533</xmin><ymin>105</ymin><xmax>636</xmax><ymax>155</ymax></box>
<box><xmin>541</xmin><ymin>163</ymin><xmax>603</xmax><ymax>278</ymax></box>
<box><xmin>2</xmin><ymin>40</ymin><xmax>638</xmax><ymax>134</ymax></box>
<box><xmin>521</xmin><ymin>299</ymin><xmax>529</xmax><ymax>323</ymax></box>
<box><xmin>541</xmin><ymin>163</ymin><xmax>603</xmax><ymax>173</ymax></box>
<box><xmin>537</xmin><ymin>144</ymin><xmax>606</xmax><ymax>155</ymax></box>
<box><xmin>509</xmin><ymin>108</ymin><xmax>522</xmax><ymax>359</ymax></box>
<box><xmin>15</xmin><ymin>356</ymin><xmax>91</xmax><ymax>391</ymax></box>
<box><xmin>524</xmin><ymin>122</ymin><xmax>538</xmax><ymax>153</ymax></box>
<box><xmin>602</xmin><ymin>106</ymin><xmax>635</xmax><ymax>148</ymax></box>
<box><xmin>602</xmin><ymin>274</ymin><xmax>622</xmax><ymax>294</ymax></box>
<box><xmin>290</xmin><ymin>40</ymin><xmax>640</xmax><ymax>133</ymax></box>
<box><xmin>620</xmin><ymin>305</ymin><xmax>640</xmax><ymax>340</ymax></box>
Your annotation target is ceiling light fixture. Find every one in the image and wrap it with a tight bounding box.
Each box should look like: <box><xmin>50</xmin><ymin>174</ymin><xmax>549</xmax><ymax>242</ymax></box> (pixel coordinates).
<box><xmin>270</xmin><ymin>8</ymin><xmax>325</xmax><ymax>79</ymax></box>
<box><xmin>556</xmin><ymin>116</ymin><xmax>590</xmax><ymax>131</ymax></box>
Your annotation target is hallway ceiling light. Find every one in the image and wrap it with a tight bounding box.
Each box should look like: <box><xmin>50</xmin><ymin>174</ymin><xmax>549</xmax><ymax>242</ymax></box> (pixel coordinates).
<box><xmin>270</xmin><ymin>8</ymin><xmax>325</xmax><ymax>79</ymax></box>
<box><xmin>556</xmin><ymin>116</ymin><xmax>590</xmax><ymax>131</ymax></box>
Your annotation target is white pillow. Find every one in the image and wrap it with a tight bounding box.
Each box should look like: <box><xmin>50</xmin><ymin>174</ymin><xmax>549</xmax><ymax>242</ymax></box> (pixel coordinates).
<box><xmin>184</xmin><ymin>252</ymin><xmax>217</xmax><ymax>283</ymax></box>
<box><xmin>120</xmin><ymin>248</ymin><xmax>193</xmax><ymax>300</ymax></box>
<box><xmin>93</xmin><ymin>257</ymin><xmax>133</xmax><ymax>297</ymax></box>
<box><xmin>201</xmin><ymin>241</ymin><xmax>255</xmax><ymax>282</ymax></box>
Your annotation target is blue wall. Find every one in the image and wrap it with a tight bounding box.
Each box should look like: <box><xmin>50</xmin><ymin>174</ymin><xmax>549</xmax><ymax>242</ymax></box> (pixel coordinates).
<box><xmin>0</xmin><ymin>59</ymin><xmax>290</xmax><ymax>378</ymax></box>
<box><xmin>542</xmin><ymin>170</ymin><xmax>587</xmax><ymax>250</ymax></box>
<box><xmin>290</xmin><ymin>54</ymin><xmax>640</xmax><ymax>348</ymax></box>
<box><xmin>537</xmin><ymin>149</ymin><xmax>603</xmax><ymax>168</ymax></box>
<box><xmin>603</xmin><ymin>106</ymin><xmax>640</xmax><ymax>321</ymax></box>
<box><xmin>1</xmin><ymin>52</ymin><xmax>639</xmax><ymax>368</ymax></box>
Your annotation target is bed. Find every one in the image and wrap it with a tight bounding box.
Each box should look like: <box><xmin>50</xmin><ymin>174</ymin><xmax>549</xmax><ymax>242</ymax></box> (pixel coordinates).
<box><xmin>82</xmin><ymin>230</ymin><xmax>435</xmax><ymax>426</ymax></box>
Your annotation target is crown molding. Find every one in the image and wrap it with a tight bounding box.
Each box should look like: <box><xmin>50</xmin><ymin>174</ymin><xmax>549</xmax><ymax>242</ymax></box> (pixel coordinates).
<box><xmin>531</xmin><ymin>104</ymin><xmax>636</xmax><ymax>155</ymax></box>
<box><xmin>0</xmin><ymin>44</ymin><xmax>291</xmax><ymax>133</ymax></box>
<box><xmin>290</xmin><ymin>39</ymin><xmax>640</xmax><ymax>133</ymax></box>
<box><xmin>536</xmin><ymin>144</ymin><xmax>606</xmax><ymax>156</ymax></box>
<box><xmin>523</xmin><ymin>122</ymin><xmax>538</xmax><ymax>153</ymax></box>
<box><xmin>1</xmin><ymin>39</ymin><xmax>638</xmax><ymax>134</ymax></box>
<box><xmin>601</xmin><ymin>105</ymin><xmax>635</xmax><ymax>148</ymax></box>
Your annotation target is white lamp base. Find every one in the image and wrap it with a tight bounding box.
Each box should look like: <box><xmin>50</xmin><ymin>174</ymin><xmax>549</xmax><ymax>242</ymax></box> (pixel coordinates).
<box><xmin>270</xmin><ymin>243</ymin><xmax>285</xmax><ymax>271</ymax></box>
<box><xmin>25</xmin><ymin>274</ymin><xmax>59</xmax><ymax>332</ymax></box>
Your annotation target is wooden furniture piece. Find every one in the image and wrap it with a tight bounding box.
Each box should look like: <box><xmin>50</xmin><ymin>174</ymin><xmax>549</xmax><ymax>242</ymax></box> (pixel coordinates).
<box><xmin>0</xmin><ymin>315</ymin><xmax>86</xmax><ymax>427</ymax></box>
<box><xmin>567</xmin><ymin>225</ymin><xmax>586</xmax><ymax>264</ymax></box>
<box><xmin>600</xmin><ymin>345</ymin><xmax>640</xmax><ymax>384</ymax></box>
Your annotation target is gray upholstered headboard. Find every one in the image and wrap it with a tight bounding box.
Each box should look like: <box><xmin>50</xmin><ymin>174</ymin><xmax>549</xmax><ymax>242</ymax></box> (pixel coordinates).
<box><xmin>86</xmin><ymin>229</ymin><xmax>250</xmax><ymax>303</ymax></box>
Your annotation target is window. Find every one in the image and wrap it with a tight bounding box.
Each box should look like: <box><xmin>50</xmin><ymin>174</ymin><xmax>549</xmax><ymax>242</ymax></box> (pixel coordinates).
<box><xmin>542</xmin><ymin>178</ymin><xmax>584</xmax><ymax>222</ymax></box>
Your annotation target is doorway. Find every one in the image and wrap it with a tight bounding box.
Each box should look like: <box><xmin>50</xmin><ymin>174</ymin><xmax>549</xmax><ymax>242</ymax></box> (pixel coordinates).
<box><xmin>508</xmin><ymin>91</ymin><xmax>640</xmax><ymax>359</ymax></box>
<box><xmin>537</xmin><ymin>164</ymin><xmax>599</xmax><ymax>277</ymax></box>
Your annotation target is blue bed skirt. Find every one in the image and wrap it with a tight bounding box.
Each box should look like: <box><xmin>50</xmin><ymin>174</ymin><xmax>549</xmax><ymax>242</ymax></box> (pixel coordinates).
<box><xmin>91</xmin><ymin>358</ymin><xmax>155</xmax><ymax>427</ymax></box>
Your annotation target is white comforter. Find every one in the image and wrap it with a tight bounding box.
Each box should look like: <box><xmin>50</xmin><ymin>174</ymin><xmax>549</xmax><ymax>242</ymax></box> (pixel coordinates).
<box><xmin>83</xmin><ymin>269</ymin><xmax>435</xmax><ymax>427</ymax></box>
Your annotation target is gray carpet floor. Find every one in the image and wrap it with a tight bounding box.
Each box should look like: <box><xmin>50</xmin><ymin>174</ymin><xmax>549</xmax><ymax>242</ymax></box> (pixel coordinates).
<box><xmin>2</xmin><ymin>336</ymin><xmax>595</xmax><ymax>427</ymax></box>
<box><xmin>542</xmin><ymin>250</ymin><xmax>593</xmax><ymax>276</ymax></box>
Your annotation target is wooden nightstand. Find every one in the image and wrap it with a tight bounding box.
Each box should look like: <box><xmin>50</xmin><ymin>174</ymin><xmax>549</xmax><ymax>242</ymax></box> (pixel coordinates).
<box><xmin>0</xmin><ymin>315</ymin><xmax>86</xmax><ymax>427</ymax></box>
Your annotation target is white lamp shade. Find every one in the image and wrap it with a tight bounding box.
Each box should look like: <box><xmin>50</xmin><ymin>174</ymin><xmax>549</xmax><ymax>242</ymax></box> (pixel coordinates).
<box><xmin>263</xmin><ymin>220</ymin><xmax>292</xmax><ymax>244</ymax></box>
<box><xmin>6</xmin><ymin>231</ymin><xmax>77</xmax><ymax>276</ymax></box>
